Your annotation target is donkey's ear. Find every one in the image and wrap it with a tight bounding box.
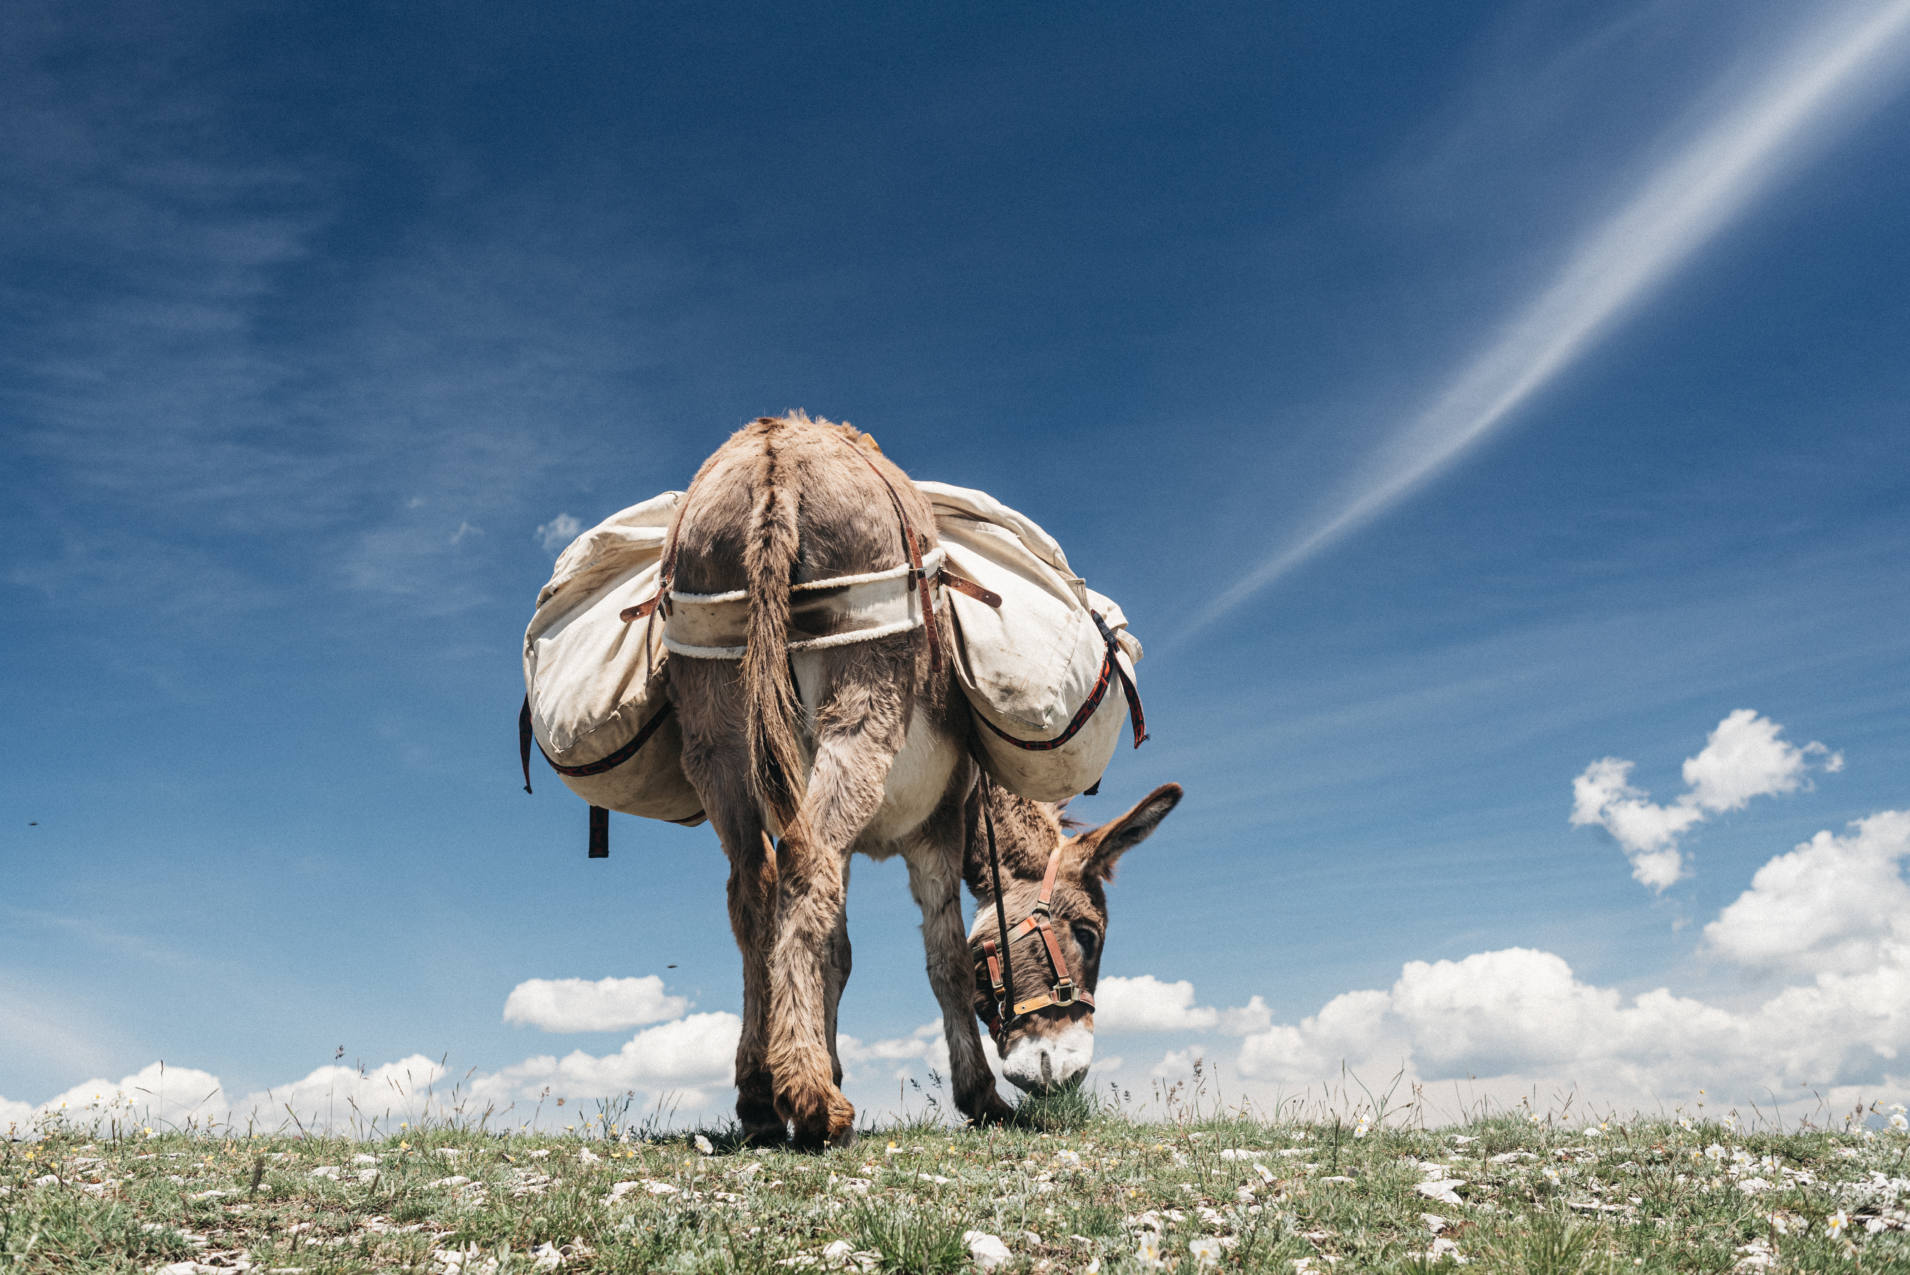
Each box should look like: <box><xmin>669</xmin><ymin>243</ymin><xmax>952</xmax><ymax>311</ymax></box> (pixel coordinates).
<box><xmin>1083</xmin><ymin>783</ymin><xmax>1183</xmax><ymax>881</ymax></box>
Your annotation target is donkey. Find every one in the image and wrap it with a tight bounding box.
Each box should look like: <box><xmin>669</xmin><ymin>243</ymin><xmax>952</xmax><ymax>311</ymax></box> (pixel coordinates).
<box><xmin>665</xmin><ymin>414</ymin><xmax>1180</xmax><ymax>1147</ymax></box>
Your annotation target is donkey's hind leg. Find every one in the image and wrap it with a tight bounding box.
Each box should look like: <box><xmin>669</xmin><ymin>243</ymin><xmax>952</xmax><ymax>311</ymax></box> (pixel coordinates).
<box><xmin>718</xmin><ymin>808</ymin><xmax>786</xmax><ymax>1145</ymax></box>
<box><xmin>767</xmin><ymin>654</ymin><xmax>908</xmax><ymax>1149</ymax></box>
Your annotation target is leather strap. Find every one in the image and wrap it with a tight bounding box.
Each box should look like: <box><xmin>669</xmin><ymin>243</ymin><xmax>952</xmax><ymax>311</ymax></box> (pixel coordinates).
<box><xmin>853</xmin><ymin>449</ymin><xmax>943</xmax><ymax>681</ymax></box>
<box><xmin>981</xmin><ymin>775</ymin><xmax>1017</xmax><ymax>1041</ymax></box>
<box><xmin>972</xmin><ymin>610</ymin><xmax>1146</xmax><ymax>755</ymax></box>
<box><xmin>938</xmin><ymin>570</ymin><xmax>1001</xmax><ymax>608</ymax></box>
<box><xmin>976</xmin><ymin>798</ymin><xmax>1096</xmax><ymax>1041</ymax></box>
<box><xmin>619</xmin><ymin>594</ymin><xmax>661</xmax><ymax>623</ymax></box>
<box><xmin>1091</xmin><ymin>610</ymin><xmax>1148</xmax><ymax>748</ymax></box>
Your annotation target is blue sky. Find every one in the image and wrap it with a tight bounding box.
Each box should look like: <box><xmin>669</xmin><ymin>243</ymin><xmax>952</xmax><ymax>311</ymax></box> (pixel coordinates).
<box><xmin>5</xmin><ymin>0</ymin><xmax>1910</xmax><ymax>1131</ymax></box>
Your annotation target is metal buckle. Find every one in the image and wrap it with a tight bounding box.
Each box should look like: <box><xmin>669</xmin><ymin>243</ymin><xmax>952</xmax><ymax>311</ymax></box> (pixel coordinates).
<box><xmin>1051</xmin><ymin>979</ymin><xmax>1076</xmax><ymax>1006</ymax></box>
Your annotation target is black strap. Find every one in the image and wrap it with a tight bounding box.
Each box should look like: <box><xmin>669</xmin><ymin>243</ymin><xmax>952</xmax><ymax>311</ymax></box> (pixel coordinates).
<box><xmin>981</xmin><ymin>774</ymin><xmax>1017</xmax><ymax>1026</ymax></box>
<box><xmin>518</xmin><ymin>696</ymin><xmax>535</xmax><ymax>794</ymax></box>
<box><xmin>541</xmin><ymin>703</ymin><xmax>676</xmax><ymax>777</ymax></box>
<box><xmin>588</xmin><ymin>806</ymin><xmax>609</xmax><ymax>858</ymax></box>
<box><xmin>1090</xmin><ymin>611</ymin><xmax>1149</xmax><ymax>748</ymax></box>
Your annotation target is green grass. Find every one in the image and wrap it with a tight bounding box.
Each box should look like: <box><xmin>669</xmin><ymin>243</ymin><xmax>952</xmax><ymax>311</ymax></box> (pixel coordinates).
<box><xmin>3</xmin><ymin>1104</ymin><xmax>1907</xmax><ymax>1272</ymax></box>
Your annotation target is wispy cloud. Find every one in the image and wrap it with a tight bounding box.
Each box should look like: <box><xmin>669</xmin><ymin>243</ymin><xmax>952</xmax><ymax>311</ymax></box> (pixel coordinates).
<box><xmin>1183</xmin><ymin>0</ymin><xmax>1910</xmax><ymax>640</ymax></box>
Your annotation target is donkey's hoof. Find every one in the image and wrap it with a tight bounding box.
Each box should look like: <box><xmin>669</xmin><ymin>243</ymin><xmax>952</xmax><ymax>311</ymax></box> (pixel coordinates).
<box><xmin>778</xmin><ymin>1080</ymin><xmax>856</xmax><ymax>1151</ymax></box>
<box><xmin>960</xmin><ymin>1088</ymin><xmax>1017</xmax><ymax>1127</ymax></box>
<box><xmin>737</xmin><ymin>1095</ymin><xmax>786</xmax><ymax>1147</ymax></box>
<box><xmin>740</xmin><ymin>1119</ymin><xmax>789</xmax><ymax>1148</ymax></box>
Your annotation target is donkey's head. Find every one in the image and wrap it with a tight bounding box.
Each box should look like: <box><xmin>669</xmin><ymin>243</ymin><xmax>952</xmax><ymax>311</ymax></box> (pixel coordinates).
<box><xmin>967</xmin><ymin>781</ymin><xmax>1183</xmax><ymax>1094</ymax></box>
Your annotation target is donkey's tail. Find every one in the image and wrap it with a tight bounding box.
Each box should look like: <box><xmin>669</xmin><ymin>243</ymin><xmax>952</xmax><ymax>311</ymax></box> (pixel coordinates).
<box><xmin>742</xmin><ymin>427</ymin><xmax>807</xmax><ymax>830</ymax></box>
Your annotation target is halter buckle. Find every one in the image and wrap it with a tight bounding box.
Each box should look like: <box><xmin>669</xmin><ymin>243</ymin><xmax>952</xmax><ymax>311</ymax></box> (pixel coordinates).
<box><xmin>1051</xmin><ymin>979</ymin><xmax>1077</xmax><ymax>1007</ymax></box>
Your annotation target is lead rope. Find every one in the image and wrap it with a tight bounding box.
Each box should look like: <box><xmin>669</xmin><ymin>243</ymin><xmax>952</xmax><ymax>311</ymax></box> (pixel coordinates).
<box><xmin>981</xmin><ymin>773</ymin><xmax>1017</xmax><ymax>1032</ymax></box>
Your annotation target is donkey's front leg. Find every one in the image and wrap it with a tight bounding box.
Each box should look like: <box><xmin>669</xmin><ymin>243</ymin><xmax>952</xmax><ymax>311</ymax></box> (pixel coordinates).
<box><xmin>823</xmin><ymin>899</ymin><xmax>851</xmax><ymax>1087</ymax></box>
<box><xmin>906</xmin><ymin>833</ymin><xmax>1013</xmax><ymax>1126</ymax></box>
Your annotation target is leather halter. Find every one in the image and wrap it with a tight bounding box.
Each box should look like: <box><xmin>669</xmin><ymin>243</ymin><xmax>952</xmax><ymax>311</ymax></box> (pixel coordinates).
<box><xmin>975</xmin><ymin>778</ymin><xmax>1095</xmax><ymax>1048</ymax></box>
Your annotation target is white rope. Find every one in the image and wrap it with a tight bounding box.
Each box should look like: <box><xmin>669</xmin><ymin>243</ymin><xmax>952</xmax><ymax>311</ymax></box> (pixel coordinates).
<box><xmin>663</xmin><ymin>607</ymin><xmax>945</xmax><ymax>661</ymax></box>
<box><xmin>663</xmin><ymin>551</ymin><xmax>949</xmax><ymax>662</ymax></box>
<box><xmin>669</xmin><ymin>548</ymin><xmax>945</xmax><ymax>606</ymax></box>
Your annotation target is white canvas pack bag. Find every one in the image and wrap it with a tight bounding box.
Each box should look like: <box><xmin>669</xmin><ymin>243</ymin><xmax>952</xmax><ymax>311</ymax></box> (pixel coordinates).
<box><xmin>919</xmin><ymin>482</ymin><xmax>1147</xmax><ymax>802</ymax></box>
<box><xmin>520</xmin><ymin>491</ymin><xmax>706</xmax><ymax>831</ymax></box>
<box><xmin>520</xmin><ymin>480</ymin><xmax>1147</xmax><ymax>839</ymax></box>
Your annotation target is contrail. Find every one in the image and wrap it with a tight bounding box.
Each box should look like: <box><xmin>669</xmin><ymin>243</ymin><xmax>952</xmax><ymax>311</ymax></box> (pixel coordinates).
<box><xmin>1183</xmin><ymin>0</ymin><xmax>1910</xmax><ymax>641</ymax></box>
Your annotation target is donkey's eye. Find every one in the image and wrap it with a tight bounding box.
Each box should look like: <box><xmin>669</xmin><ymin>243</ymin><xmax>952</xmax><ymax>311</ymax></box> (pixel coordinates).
<box><xmin>1071</xmin><ymin>924</ymin><xmax>1101</xmax><ymax>957</ymax></box>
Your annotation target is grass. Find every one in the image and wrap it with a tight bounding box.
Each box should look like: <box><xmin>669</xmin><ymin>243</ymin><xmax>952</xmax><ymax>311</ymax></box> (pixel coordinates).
<box><xmin>3</xmin><ymin>1098</ymin><xmax>1908</xmax><ymax>1273</ymax></box>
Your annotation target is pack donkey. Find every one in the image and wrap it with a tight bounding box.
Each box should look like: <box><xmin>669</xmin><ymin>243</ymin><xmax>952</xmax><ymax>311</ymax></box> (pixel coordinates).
<box><xmin>665</xmin><ymin>415</ymin><xmax>1181</xmax><ymax>1147</ymax></box>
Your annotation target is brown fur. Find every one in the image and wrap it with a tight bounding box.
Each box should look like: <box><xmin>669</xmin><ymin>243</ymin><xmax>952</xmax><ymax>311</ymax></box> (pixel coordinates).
<box><xmin>666</xmin><ymin>413</ymin><xmax>1179</xmax><ymax>1144</ymax></box>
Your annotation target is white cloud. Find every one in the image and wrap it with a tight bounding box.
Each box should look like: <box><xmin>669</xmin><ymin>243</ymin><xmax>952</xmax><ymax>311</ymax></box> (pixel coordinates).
<box><xmin>1682</xmin><ymin>709</ymin><xmax>1842</xmax><ymax>813</ymax></box>
<box><xmin>1096</xmin><ymin>976</ymin><xmax>1219</xmax><ymax>1033</ymax></box>
<box><xmin>476</xmin><ymin>1012</ymin><xmax>741</xmax><ymax>1101</ymax></box>
<box><xmin>839</xmin><ymin>1021</ymin><xmax>941</xmax><ymax>1066</ymax></box>
<box><xmin>503</xmin><ymin>976</ymin><xmax>690</xmax><ymax>1033</ymax></box>
<box><xmin>1704</xmin><ymin>810</ymin><xmax>1910</xmax><ymax>975</ymax></box>
<box><xmin>1095</xmin><ymin>976</ymin><xmax>1269</xmax><ymax>1036</ymax></box>
<box><xmin>233</xmin><ymin>1055</ymin><xmax>449</xmax><ymax>1130</ymax></box>
<box><xmin>1217</xmin><ymin>812</ymin><xmax>1910</xmax><ymax>1115</ymax></box>
<box><xmin>1</xmin><ymin>1096</ymin><xmax>37</xmax><ymax>1133</ymax></box>
<box><xmin>36</xmin><ymin>1062</ymin><xmax>230</xmax><ymax>1132</ymax></box>
<box><xmin>1152</xmin><ymin>1047</ymin><xmax>1204</xmax><ymax>1080</ymax></box>
<box><xmin>1572</xmin><ymin>710</ymin><xmax>1839</xmax><ymax>891</ymax></box>
<box><xmin>537</xmin><ymin>513</ymin><xmax>582</xmax><ymax>554</ymax></box>
<box><xmin>1181</xmin><ymin>0</ymin><xmax>1910</xmax><ymax>638</ymax></box>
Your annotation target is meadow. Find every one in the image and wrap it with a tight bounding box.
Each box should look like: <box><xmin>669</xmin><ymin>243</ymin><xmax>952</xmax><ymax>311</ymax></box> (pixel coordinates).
<box><xmin>4</xmin><ymin>1081</ymin><xmax>1907</xmax><ymax>1274</ymax></box>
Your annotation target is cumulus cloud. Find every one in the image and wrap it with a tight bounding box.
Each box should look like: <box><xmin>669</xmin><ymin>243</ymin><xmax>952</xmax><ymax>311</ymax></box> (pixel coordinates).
<box><xmin>839</xmin><ymin>1021</ymin><xmax>942</xmax><ymax>1065</ymax></box>
<box><xmin>1226</xmin><ymin>930</ymin><xmax>1910</xmax><ymax>1116</ymax></box>
<box><xmin>537</xmin><ymin>513</ymin><xmax>582</xmax><ymax>554</ymax></box>
<box><xmin>474</xmin><ymin>1012</ymin><xmax>740</xmax><ymax>1102</ymax></box>
<box><xmin>503</xmin><ymin>976</ymin><xmax>690</xmax><ymax>1033</ymax></box>
<box><xmin>1</xmin><ymin>1096</ymin><xmax>39</xmax><ymax>1132</ymax></box>
<box><xmin>1216</xmin><ymin>813</ymin><xmax>1910</xmax><ymax>1114</ymax></box>
<box><xmin>1571</xmin><ymin>710</ymin><xmax>1840</xmax><ymax>890</ymax></box>
<box><xmin>1704</xmin><ymin>810</ymin><xmax>1910</xmax><ymax>975</ymax></box>
<box><xmin>1096</xmin><ymin>976</ymin><xmax>1270</xmax><ymax>1035</ymax></box>
<box><xmin>234</xmin><ymin>1055</ymin><xmax>449</xmax><ymax>1129</ymax></box>
<box><xmin>1097</xmin><ymin>976</ymin><xmax>1220</xmax><ymax>1032</ymax></box>
<box><xmin>36</xmin><ymin>1062</ymin><xmax>229</xmax><ymax>1131</ymax></box>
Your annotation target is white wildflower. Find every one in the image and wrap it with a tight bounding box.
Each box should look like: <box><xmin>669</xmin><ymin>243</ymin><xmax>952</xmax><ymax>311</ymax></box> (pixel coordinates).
<box><xmin>1188</xmin><ymin>1237</ymin><xmax>1221</xmax><ymax>1266</ymax></box>
<box><xmin>1827</xmin><ymin>1210</ymin><xmax>1849</xmax><ymax>1237</ymax></box>
<box><xmin>1134</xmin><ymin>1231</ymin><xmax>1166</xmax><ymax>1269</ymax></box>
<box><xmin>694</xmin><ymin>1134</ymin><xmax>715</xmax><ymax>1156</ymax></box>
